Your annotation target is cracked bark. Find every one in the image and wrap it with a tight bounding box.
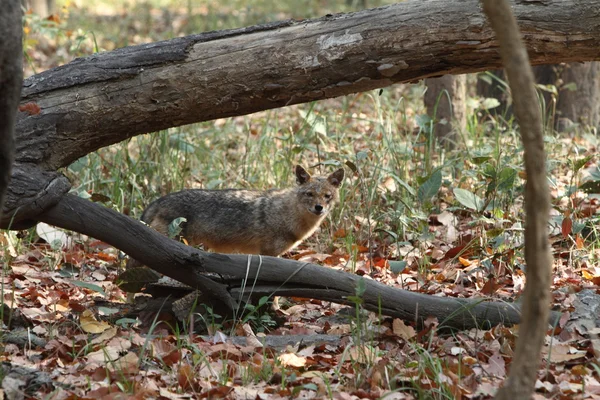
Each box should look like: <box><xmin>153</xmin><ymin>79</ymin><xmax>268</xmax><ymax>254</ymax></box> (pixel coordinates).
<box><xmin>0</xmin><ymin>0</ymin><xmax>22</xmax><ymax>220</ymax></box>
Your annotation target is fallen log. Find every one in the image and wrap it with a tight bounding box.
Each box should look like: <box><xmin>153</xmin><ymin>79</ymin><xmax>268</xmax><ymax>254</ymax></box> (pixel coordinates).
<box><xmin>38</xmin><ymin>193</ymin><xmax>561</xmax><ymax>331</ymax></box>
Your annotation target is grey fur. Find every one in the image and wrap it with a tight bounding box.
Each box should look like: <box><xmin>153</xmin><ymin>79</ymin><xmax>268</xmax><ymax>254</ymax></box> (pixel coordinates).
<box><xmin>141</xmin><ymin>166</ymin><xmax>344</xmax><ymax>256</ymax></box>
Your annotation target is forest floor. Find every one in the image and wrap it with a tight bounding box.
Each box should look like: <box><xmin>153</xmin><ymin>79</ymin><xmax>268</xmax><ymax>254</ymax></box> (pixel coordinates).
<box><xmin>3</xmin><ymin>0</ymin><xmax>600</xmax><ymax>398</ymax></box>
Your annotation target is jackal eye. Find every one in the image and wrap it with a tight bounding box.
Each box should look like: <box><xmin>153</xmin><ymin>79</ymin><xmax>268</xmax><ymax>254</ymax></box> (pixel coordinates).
<box><xmin>324</xmin><ymin>194</ymin><xmax>332</xmax><ymax>200</ymax></box>
<box><xmin>306</xmin><ymin>192</ymin><xmax>314</xmax><ymax>197</ymax></box>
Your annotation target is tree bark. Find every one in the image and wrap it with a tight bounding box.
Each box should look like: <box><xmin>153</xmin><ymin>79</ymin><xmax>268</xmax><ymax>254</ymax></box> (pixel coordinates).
<box><xmin>0</xmin><ymin>0</ymin><xmax>22</xmax><ymax>220</ymax></box>
<box><xmin>547</xmin><ymin>62</ymin><xmax>600</xmax><ymax>131</ymax></box>
<box><xmin>558</xmin><ymin>62</ymin><xmax>600</xmax><ymax>129</ymax></box>
<box><xmin>13</xmin><ymin>0</ymin><xmax>600</xmax><ymax>173</ymax></box>
<box><xmin>38</xmin><ymin>193</ymin><xmax>560</xmax><ymax>331</ymax></box>
<box><xmin>424</xmin><ymin>75</ymin><xmax>467</xmax><ymax>146</ymax></box>
<box><xmin>482</xmin><ymin>1</ymin><xmax>552</xmax><ymax>400</ymax></box>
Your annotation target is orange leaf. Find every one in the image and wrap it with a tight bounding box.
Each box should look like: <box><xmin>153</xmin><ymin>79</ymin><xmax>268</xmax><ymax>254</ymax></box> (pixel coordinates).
<box><xmin>96</xmin><ymin>251</ymin><xmax>117</xmax><ymax>262</ymax></box>
<box><xmin>19</xmin><ymin>102</ymin><xmax>41</xmax><ymax>115</ymax></box>
<box><xmin>575</xmin><ymin>235</ymin><xmax>584</xmax><ymax>249</ymax></box>
<box><xmin>582</xmin><ymin>269</ymin><xmax>595</xmax><ymax>280</ymax></box>
<box><xmin>46</xmin><ymin>14</ymin><xmax>61</xmax><ymax>23</ymax></box>
<box><xmin>351</xmin><ymin>244</ymin><xmax>369</xmax><ymax>253</ymax></box>
<box><xmin>480</xmin><ymin>278</ymin><xmax>497</xmax><ymax>295</ymax></box>
<box><xmin>561</xmin><ymin>216</ymin><xmax>572</xmax><ymax>238</ymax></box>
<box><xmin>333</xmin><ymin>227</ymin><xmax>347</xmax><ymax>239</ymax></box>
<box><xmin>323</xmin><ymin>254</ymin><xmax>346</xmax><ymax>265</ymax></box>
<box><xmin>458</xmin><ymin>257</ymin><xmax>471</xmax><ymax>267</ymax></box>
<box><xmin>571</xmin><ymin>364</ymin><xmax>588</xmax><ymax>376</ymax></box>
<box><xmin>372</xmin><ymin>258</ymin><xmax>389</xmax><ymax>269</ymax></box>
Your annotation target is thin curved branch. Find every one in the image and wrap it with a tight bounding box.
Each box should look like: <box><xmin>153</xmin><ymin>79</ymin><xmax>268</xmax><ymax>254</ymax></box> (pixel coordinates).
<box><xmin>482</xmin><ymin>1</ymin><xmax>553</xmax><ymax>399</ymax></box>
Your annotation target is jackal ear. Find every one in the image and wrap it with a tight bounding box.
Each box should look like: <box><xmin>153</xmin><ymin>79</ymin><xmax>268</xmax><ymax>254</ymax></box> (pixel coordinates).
<box><xmin>295</xmin><ymin>165</ymin><xmax>311</xmax><ymax>185</ymax></box>
<box><xmin>327</xmin><ymin>168</ymin><xmax>345</xmax><ymax>187</ymax></box>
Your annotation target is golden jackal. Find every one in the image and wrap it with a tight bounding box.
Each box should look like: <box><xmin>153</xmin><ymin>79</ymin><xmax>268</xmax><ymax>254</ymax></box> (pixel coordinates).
<box><xmin>140</xmin><ymin>165</ymin><xmax>344</xmax><ymax>256</ymax></box>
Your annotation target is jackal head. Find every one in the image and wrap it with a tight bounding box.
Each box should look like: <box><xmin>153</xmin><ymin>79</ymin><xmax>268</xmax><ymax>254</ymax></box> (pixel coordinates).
<box><xmin>295</xmin><ymin>165</ymin><xmax>345</xmax><ymax>216</ymax></box>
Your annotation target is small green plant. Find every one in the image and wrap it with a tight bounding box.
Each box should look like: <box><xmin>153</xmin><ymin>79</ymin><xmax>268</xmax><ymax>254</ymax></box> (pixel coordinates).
<box><xmin>241</xmin><ymin>296</ymin><xmax>277</xmax><ymax>333</ymax></box>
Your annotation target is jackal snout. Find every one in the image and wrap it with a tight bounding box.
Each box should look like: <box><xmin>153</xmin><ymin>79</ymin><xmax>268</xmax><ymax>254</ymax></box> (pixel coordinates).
<box><xmin>305</xmin><ymin>197</ymin><xmax>329</xmax><ymax>216</ymax></box>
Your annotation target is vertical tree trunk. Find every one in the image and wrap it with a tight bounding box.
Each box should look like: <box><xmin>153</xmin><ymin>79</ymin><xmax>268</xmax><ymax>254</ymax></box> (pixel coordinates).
<box><xmin>556</xmin><ymin>62</ymin><xmax>600</xmax><ymax>130</ymax></box>
<box><xmin>424</xmin><ymin>75</ymin><xmax>467</xmax><ymax>146</ymax></box>
<box><xmin>0</xmin><ymin>0</ymin><xmax>23</xmax><ymax>219</ymax></box>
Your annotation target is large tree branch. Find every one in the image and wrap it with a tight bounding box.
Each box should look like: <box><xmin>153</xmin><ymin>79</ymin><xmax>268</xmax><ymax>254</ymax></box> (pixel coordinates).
<box><xmin>482</xmin><ymin>1</ymin><xmax>553</xmax><ymax>399</ymax></box>
<box><xmin>4</xmin><ymin>0</ymin><xmax>600</xmax><ymax>228</ymax></box>
<box><xmin>16</xmin><ymin>0</ymin><xmax>600</xmax><ymax>171</ymax></box>
<box><xmin>38</xmin><ymin>194</ymin><xmax>561</xmax><ymax>331</ymax></box>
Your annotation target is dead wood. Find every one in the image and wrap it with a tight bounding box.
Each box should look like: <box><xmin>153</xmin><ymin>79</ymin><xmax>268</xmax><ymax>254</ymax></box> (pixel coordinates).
<box><xmin>39</xmin><ymin>194</ymin><xmax>560</xmax><ymax>331</ymax></box>
<box><xmin>223</xmin><ymin>334</ymin><xmax>342</xmax><ymax>350</ymax></box>
<box><xmin>12</xmin><ymin>0</ymin><xmax>600</xmax><ymax>171</ymax></box>
<box><xmin>482</xmin><ymin>1</ymin><xmax>553</xmax><ymax>399</ymax></box>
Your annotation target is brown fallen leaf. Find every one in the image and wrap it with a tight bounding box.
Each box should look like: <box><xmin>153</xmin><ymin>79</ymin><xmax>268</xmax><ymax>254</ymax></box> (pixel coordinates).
<box><xmin>278</xmin><ymin>352</ymin><xmax>307</xmax><ymax>368</ymax></box>
<box><xmin>90</xmin><ymin>326</ymin><xmax>118</xmax><ymax>345</ymax></box>
<box><xmin>392</xmin><ymin>318</ymin><xmax>416</xmax><ymax>340</ymax></box>
<box><xmin>108</xmin><ymin>351</ymin><xmax>140</xmax><ymax>373</ymax></box>
<box><xmin>80</xmin><ymin>309</ymin><xmax>111</xmax><ymax>333</ymax></box>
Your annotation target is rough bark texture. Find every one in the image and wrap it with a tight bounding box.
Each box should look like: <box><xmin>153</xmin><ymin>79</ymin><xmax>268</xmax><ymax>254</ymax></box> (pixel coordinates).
<box><xmin>538</xmin><ymin>62</ymin><xmax>600</xmax><ymax>131</ymax></box>
<box><xmin>14</xmin><ymin>0</ymin><xmax>600</xmax><ymax>173</ymax></box>
<box><xmin>38</xmin><ymin>194</ymin><xmax>561</xmax><ymax>331</ymax></box>
<box><xmin>557</xmin><ymin>62</ymin><xmax>600</xmax><ymax>129</ymax></box>
<box><xmin>424</xmin><ymin>75</ymin><xmax>467</xmax><ymax>146</ymax></box>
<box><xmin>482</xmin><ymin>1</ymin><xmax>552</xmax><ymax>400</ymax></box>
<box><xmin>0</xmin><ymin>0</ymin><xmax>23</xmax><ymax>220</ymax></box>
